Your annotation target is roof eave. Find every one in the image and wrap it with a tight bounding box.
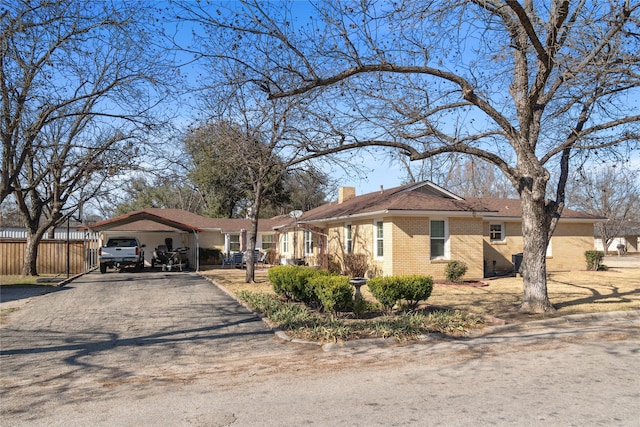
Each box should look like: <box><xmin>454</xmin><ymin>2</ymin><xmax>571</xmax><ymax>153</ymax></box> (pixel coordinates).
<box><xmin>301</xmin><ymin>209</ymin><xmax>496</xmax><ymax>224</ymax></box>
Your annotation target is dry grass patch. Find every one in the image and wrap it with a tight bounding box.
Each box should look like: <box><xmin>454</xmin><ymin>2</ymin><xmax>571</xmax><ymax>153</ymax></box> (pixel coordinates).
<box><xmin>201</xmin><ymin>263</ymin><xmax>640</xmax><ymax>325</ymax></box>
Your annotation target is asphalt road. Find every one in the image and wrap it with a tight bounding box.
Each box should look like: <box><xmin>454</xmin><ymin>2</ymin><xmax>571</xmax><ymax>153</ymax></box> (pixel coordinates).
<box><xmin>1</xmin><ymin>271</ymin><xmax>639</xmax><ymax>426</ymax></box>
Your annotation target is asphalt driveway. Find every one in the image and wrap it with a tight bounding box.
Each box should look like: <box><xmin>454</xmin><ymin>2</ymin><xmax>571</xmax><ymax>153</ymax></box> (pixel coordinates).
<box><xmin>1</xmin><ymin>271</ymin><xmax>290</xmax><ymax>419</ymax></box>
<box><xmin>2</xmin><ymin>270</ymin><xmax>639</xmax><ymax>426</ymax></box>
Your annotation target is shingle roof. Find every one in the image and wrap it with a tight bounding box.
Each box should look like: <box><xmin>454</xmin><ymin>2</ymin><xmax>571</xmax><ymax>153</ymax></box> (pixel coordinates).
<box><xmin>87</xmin><ymin>208</ymin><xmax>283</xmax><ymax>233</ymax></box>
<box><xmin>298</xmin><ymin>181</ymin><xmax>598</xmax><ymax>223</ymax></box>
<box><xmin>466</xmin><ymin>198</ymin><xmax>600</xmax><ymax>220</ymax></box>
<box><xmin>300</xmin><ymin>182</ymin><xmax>492</xmax><ymax>223</ymax></box>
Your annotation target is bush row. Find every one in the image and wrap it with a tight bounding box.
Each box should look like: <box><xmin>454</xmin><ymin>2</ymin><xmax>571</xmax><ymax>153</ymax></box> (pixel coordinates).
<box><xmin>268</xmin><ymin>266</ymin><xmax>435</xmax><ymax>313</ymax></box>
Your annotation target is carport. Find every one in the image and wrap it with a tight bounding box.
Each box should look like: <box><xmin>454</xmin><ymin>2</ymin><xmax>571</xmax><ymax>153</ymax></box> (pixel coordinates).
<box><xmin>86</xmin><ymin>211</ymin><xmax>203</xmax><ymax>271</ymax></box>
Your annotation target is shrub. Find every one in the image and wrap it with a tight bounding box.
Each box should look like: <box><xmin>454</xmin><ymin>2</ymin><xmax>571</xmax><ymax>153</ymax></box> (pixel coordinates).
<box><xmin>445</xmin><ymin>260</ymin><xmax>468</xmax><ymax>283</ymax></box>
<box><xmin>267</xmin><ymin>265</ymin><xmax>332</xmax><ymax>306</ymax></box>
<box><xmin>367</xmin><ymin>277</ymin><xmax>402</xmax><ymax>310</ymax></box>
<box><xmin>308</xmin><ymin>275</ymin><xmax>353</xmax><ymax>313</ymax></box>
<box><xmin>343</xmin><ymin>253</ymin><xmax>369</xmax><ymax>277</ymax></box>
<box><xmin>326</xmin><ymin>255</ymin><xmax>342</xmax><ymax>274</ymax></box>
<box><xmin>585</xmin><ymin>250</ymin><xmax>604</xmax><ymax>271</ymax></box>
<box><xmin>199</xmin><ymin>247</ymin><xmax>222</xmax><ymax>265</ymax></box>
<box><xmin>367</xmin><ymin>275</ymin><xmax>434</xmax><ymax>311</ymax></box>
<box><xmin>398</xmin><ymin>275</ymin><xmax>434</xmax><ymax>309</ymax></box>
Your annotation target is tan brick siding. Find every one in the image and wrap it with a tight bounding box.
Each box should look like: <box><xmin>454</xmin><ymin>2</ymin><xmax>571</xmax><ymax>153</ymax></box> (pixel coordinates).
<box><xmin>324</xmin><ymin>216</ymin><xmax>484</xmax><ymax>280</ymax></box>
<box><xmin>483</xmin><ymin>221</ymin><xmax>595</xmax><ymax>272</ymax></box>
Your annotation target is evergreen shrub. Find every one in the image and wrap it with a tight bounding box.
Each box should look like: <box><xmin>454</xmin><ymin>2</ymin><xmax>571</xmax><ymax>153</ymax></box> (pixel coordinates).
<box><xmin>368</xmin><ymin>275</ymin><xmax>434</xmax><ymax>310</ymax></box>
<box><xmin>585</xmin><ymin>250</ymin><xmax>604</xmax><ymax>271</ymax></box>
<box><xmin>268</xmin><ymin>265</ymin><xmax>332</xmax><ymax>306</ymax></box>
<box><xmin>308</xmin><ymin>275</ymin><xmax>353</xmax><ymax>313</ymax></box>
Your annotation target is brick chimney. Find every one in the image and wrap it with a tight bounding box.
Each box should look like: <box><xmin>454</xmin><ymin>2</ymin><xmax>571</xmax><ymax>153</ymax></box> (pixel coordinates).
<box><xmin>338</xmin><ymin>187</ymin><xmax>356</xmax><ymax>204</ymax></box>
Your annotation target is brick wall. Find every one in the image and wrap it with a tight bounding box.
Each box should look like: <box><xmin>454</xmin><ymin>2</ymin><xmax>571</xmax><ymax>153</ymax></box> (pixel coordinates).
<box><xmin>482</xmin><ymin>220</ymin><xmax>596</xmax><ymax>272</ymax></box>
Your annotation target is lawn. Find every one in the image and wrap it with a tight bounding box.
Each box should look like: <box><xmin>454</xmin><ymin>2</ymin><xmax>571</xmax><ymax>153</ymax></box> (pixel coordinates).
<box><xmin>200</xmin><ymin>257</ymin><xmax>640</xmax><ymax>325</ymax></box>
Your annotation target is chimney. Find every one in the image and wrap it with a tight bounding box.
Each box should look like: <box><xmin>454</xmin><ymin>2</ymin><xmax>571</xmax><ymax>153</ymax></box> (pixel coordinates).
<box><xmin>338</xmin><ymin>187</ymin><xmax>356</xmax><ymax>204</ymax></box>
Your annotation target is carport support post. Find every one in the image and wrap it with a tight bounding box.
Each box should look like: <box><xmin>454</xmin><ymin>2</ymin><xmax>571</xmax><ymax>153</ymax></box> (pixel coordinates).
<box><xmin>195</xmin><ymin>231</ymin><xmax>199</xmax><ymax>272</ymax></box>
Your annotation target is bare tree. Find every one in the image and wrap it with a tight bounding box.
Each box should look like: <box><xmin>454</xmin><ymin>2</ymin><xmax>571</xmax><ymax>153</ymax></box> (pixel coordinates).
<box><xmin>183</xmin><ymin>84</ymin><xmax>350</xmax><ymax>283</ymax></box>
<box><xmin>570</xmin><ymin>166</ymin><xmax>640</xmax><ymax>255</ymax></box>
<box><xmin>176</xmin><ymin>0</ymin><xmax>640</xmax><ymax>311</ymax></box>
<box><xmin>397</xmin><ymin>154</ymin><xmax>517</xmax><ymax>198</ymax></box>
<box><xmin>2</xmin><ymin>0</ymin><xmax>175</xmax><ymax>275</ymax></box>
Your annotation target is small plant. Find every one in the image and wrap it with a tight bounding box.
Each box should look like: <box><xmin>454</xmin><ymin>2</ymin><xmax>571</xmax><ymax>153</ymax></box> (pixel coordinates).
<box><xmin>445</xmin><ymin>260</ymin><xmax>468</xmax><ymax>283</ymax></box>
<box><xmin>585</xmin><ymin>250</ymin><xmax>604</xmax><ymax>271</ymax></box>
<box><xmin>343</xmin><ymin>253</ymin><xmax>369</xmax><ymax>277</ymax></box>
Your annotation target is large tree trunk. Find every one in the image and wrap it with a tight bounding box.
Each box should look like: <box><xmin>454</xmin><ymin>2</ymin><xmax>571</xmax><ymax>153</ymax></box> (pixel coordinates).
<box><xmin>519</xmin><ymin>191</ymin><xmax>556</xmax><ymax>313</ymax></box>
<box><xmin>22</xmin><ymin>231</ymin><xmax>43</xmax><ymax>276</ymax></box>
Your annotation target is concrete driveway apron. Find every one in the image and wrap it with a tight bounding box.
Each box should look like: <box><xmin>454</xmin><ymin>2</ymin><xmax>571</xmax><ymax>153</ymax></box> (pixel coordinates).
<box><xmin>1</xmin><ymin>271</ymin><xmax>284</xmax><ymax>415</ymax></box>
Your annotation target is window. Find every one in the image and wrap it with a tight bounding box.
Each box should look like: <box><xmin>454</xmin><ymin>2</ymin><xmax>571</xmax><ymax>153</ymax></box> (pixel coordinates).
<box><xmin>345</xmin><ymin>224</ymin><xmax>353</xmax><ymax>253</ymax></box>
<box><xmin>490</xmin><ymin>223</ymin><xmax>504</xmax><ymax>242</ymax></box>
<box><xmin>229</xmin><ymin>234</ymin><xmax>240</xmax><ymax>252</ymax></box>
<box><xmin>282</xmin><ymin>233</ymin><xmax>289</xmax><ymax>254</ymax></box>
<box><xmin>546</xmin><ymin>239</ymin><xmax>552</xmax><ymax>257</ymax></box>
<box><xmin>374</xmin><ymin>220</ymin><xmax>384</xmax><ymax>258</ymax></box>
<box><xmin>304</xmin><ymin>230</ymin><xmax>314</xmax><ymax>255</ymax></box>
<box><xmin>261</xmin><ymin>234</ymin><xmax>275</xmax><ymax>251</ymax></box>
<box><xmin>430</xmin><ymin>219</ymin><xmax>448</xmax><ymax>259</ymax></box>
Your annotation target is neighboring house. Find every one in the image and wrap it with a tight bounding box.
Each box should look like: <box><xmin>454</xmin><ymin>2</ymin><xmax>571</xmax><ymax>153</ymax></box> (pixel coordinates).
<box><xmin>275</xmin><ymin>181</ymin><xmax>599</xmax><ymax>280</ymax></box>
<box><xmin>594</xmin><ymin>221</ymin><xmax>640</xmax><ymax>254</ymax></box>
<box><xmin>86</xmin><ymin>208</ymin><xmax>287</xmax><ymax>269</ymax></box>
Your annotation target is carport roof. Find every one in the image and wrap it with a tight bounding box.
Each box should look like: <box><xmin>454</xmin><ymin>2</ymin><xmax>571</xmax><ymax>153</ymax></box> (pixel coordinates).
<box><xmin>85</xmin><ymin>208</ymin><xmax>288</xmax><ymax>233</ymax></box>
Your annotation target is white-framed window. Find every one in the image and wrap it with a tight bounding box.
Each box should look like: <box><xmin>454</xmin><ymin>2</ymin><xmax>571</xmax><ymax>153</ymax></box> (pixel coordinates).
<box><xmin>374</xmin><ymin>220</ymin><xmax>384</xmax><ymax>258</ymax></box>
<box><xmin>304</xmin><ymin>230</ymin><xmax>314</xmax><ymax>255</ymax></box>
<box><xmin>229</xmin><ymin>234</ymin><xmax>240</xmax><ymax>252</ymax></box>
<box><xmin>261</xmin><ymin>234</ymin><xmax>275</xmax><ymax>251</ymax></box>
<box><xmin>281</xmin><ymin>233</ymin><xmax>289</xmax><ymax>254</ymax></box>
<box><xmin>489</xmin><ymin>223</ymin><xmax>505</xmax><ymax>242</ymax></box>
<box><xmin>345</xmin><ymin>224</ymin><xmax>353</xmax><ymax>254</ymax></box>
<box><xmin>430</xmin><ymin>219</ymin><xmax>449</xmax><ymax>260</ymax></box>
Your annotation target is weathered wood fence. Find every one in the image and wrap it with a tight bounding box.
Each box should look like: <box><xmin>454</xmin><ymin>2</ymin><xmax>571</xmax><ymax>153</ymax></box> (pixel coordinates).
<box><xmin>0</xmin><ymin>239</ymin><xmax>99</xmax><ymax>276</ymax></box>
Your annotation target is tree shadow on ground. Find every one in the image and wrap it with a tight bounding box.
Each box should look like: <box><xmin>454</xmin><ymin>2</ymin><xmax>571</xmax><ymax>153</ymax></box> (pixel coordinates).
<box><xmin>549</xmin><ymin>280</ymin><xmax>640</xmax><ymax>310</ymax></box>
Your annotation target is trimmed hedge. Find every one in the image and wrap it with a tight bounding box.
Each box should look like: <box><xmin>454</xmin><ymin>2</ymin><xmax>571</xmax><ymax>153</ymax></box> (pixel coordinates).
<box><xmin>267</xmin><ymin>265</ymin><xmax>332</xmax><ymax>306</ymax></box>
<box><xmin>308</xmin><ymin>275</ymin><xmax>353</xmax><ymax>313</ymax></box>
<box><xmin>368</xmin><ymin>275</ymin><xmax>434</xmax><ymax>310</ymax></box>
<box><xmin>268</xmin><ymin>265</ymin><xmax>354</xmax><ymax>313</ymax></box>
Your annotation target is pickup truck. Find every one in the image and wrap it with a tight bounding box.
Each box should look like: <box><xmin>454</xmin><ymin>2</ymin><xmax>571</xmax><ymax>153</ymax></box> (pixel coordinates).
<box><xmin>98</xmin><ymin>237</ymin><xmax>145</xmax><ymax>273</ymax></box>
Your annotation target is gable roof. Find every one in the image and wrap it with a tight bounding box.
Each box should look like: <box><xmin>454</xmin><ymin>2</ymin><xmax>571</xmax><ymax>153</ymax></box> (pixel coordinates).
<box><xmin>297</xmin><ymin>181</ymin><xmax>598</xmax><ymax>224</ymax></box>
<box><xmin>86</xmin><ymin>208</ymin><xmax>284</xmax><ymax>233</ymax></box>
<box><xmin>299</xmin><ymin>181</ymin><xmax>493</xmax><ymax>224</ymax></box>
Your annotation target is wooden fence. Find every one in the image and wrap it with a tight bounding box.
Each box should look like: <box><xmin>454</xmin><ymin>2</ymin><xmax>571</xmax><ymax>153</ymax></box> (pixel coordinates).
<box><xmin>0</xmin><ymin>239</ymin><xmax>99</xmax><ymax>276</ymax></box>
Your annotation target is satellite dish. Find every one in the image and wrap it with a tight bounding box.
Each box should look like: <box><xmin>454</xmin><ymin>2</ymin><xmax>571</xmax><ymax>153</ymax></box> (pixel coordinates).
<box><xmin>289</xmin><ymin>210</ymin><xmax>303</xmax><ymax>219</ymax></box>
